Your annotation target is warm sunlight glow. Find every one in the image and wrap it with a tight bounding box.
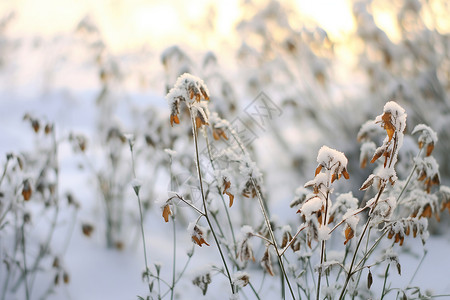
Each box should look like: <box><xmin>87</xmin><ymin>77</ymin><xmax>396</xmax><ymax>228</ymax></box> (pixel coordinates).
<box><xmin>0</xmin><ymin>0</ymin><xmax>357</xmax><ymax>53</ymax></box>
<box><xmin>296</xmin><ymin>0</ymin><xmax>356</xmax><ymax>40</ymax></box>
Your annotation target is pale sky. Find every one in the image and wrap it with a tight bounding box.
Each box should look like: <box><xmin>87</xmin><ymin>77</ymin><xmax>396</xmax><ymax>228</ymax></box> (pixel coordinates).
<box><xmin>0</xmin><ymin>0</ymin><xmax>355</xmax><ymax>53</ymax></box>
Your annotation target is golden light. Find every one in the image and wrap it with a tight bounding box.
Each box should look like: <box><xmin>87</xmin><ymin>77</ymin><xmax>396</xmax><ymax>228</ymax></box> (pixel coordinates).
<box><xmin>0</xmin><ymin>0</ymin><xmax>359</xmax><ymax>53</ymax></box>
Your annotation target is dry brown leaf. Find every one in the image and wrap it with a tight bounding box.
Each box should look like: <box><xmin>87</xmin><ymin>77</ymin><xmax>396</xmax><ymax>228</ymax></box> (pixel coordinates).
<box><xmin>344</xmin><ymin>226</ymin><xmax>354</xmax><ymax>245</ymax></box>
<box><xmin>162</xmin><ymin>204</ymin><xmax>172</xmax><ymax>222</ymax></box>
<box><xmin>170</xmin><ymin>115</ymin><xmax>180</xmax><ymax>127</ymax></box>
<box><xmin>315</xmin><ymin>165</ymin><xmax>323</xmax><ymax>176</ymax></box>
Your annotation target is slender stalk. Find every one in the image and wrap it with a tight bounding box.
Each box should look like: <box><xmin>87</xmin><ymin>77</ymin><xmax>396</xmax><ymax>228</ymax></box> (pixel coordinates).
<box><xmin>352</xmin><ymin>227</ymin><xmax>372</xmax><ymax>300</ymax></box>
<box><xmin>161</xmin><ymin>250</ymin><xmax>194</xmax><ymax>298</ymax></box>
<box><xmin>20</xmin><ymin>225</ymin><xmax>30</xmax><ymax>300</ymax></box>
<box><xmin>279</xmin><ymin>224</ymin><xmax>307</xmax><ymax>256</ymax></box>
<box><xmin>204</xmin><ymin>133</ymin><xmax>237</xmax><ymax>255</ymax></box>
<box><xmin>14</xmin><ymin>126</ymin><xmax>60</xmax><ymax>291</ymax></box>
<box><xmin>396</xmin><ymin>148</ymin><xmax>423</xmax><ymax>206</ymax></box>
<box><xmin>224</xmin><ymin>124</ymin><xmax>294</xmax><ymax>299</ymax></box>
<box><xmin>129</xmin><ymin>141</ymin><xmax>152</xmax><ymax>296</ymax></box>
<box><xmin>171</xmin><ymin>216</ymin><xmax>176</xmax><ymax>300</ymax></box>
<box><xmin>380</xmin><ymin>264</ymin><xmax>390</xmax><ymax>300</ymax></box>
<box><xmin>0</xmin><ymin>156</ymin><xmax>11</xmax><ymax>187</ymax></box>
<box><xmin>190</xmin><ymin>114</ymin><xmax>235</xmax><ymax>294</ymax></box>
<box><xmin>317</xmin><ymin>186</ymin><xmax>331</xmax><ymax>300</ymax></box>
<box><xmin>169</xmin><ymin>194</ymin><xmax>205</xmax><ymax>216</ymax></box>
<box><xmin>338</xmin><ymin>185</ymin><xmax>385</xmax><ymax>300</ymax></box>
<box><xmin>252</xmin><ymin>177</ymin><xmax>296</xmax><ymax>300</ymax></box>
<box><xmin>408</xmin><ymin>249</ymin><xmax>427</xmax><ymax>286</ymax></box>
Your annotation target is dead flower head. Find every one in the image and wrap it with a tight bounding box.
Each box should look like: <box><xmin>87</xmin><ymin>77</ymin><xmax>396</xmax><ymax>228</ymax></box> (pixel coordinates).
<box><xmin>166</xmin><ymin>73</ymin><xmax>210</xmax><ymax>127</ymax></box>
<box><xmin>315</xmin><ymin>146</ymin><xmax>349</xmax><ymax>183</ymax></box>
<box><xmin>412</xmin><ymin>124</ymin><xmax>438</xmax><ymax>157</ymax></box>
<box><xmin>371</xmin><ymin>101</ymin><xmax>406</xmax><ymax>169</ymax></box>
<box><xmin>188</xmin><ymin>223</ymin><xmax>210</xmax><ymax>247</ymax></box>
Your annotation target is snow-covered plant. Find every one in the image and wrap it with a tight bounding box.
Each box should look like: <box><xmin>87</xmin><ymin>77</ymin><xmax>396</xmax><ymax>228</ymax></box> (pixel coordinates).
<box><xmin>158</xmin><ymin>71</ymin><xmax>449</xmax><ymax>300</ymax></box>
<box><xmin>0</xmin><ymin>116</ymin><xmax>78</xmax><ymax>300</ymax></box>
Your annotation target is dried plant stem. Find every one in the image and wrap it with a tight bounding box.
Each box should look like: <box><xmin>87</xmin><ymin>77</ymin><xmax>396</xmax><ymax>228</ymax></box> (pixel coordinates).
<box><xmin>204</xmin><ymin>133</ymin><xmax>237</xmax><ymax>255</ymax></box>
<box><xmin>190</xmin><ymin>114</ymin><xmax>235</xmax><ymax>294</ymax></box>
<box><xmin>169</xmin><ymin>194</ymin><xmax>205</xmax><ymax>216</ymax></box>
<box><xmin>224</xmin><ymin>124</ymin><xmax>295</xmax><ymax>299</ymax></box>
<box><xmin>171</xmin><ymin>216</ymin><xmax>176</xmax><ymax>300</ymax></box>
<box><xmin>352</xmin><ymin>227</ymin><xmax>372</xmax><ymax>300</ymax></box>
<box><xmin>397</xmin><ymin>148</ymin><xmax>423</xmax><ymax>206</ymax></box>
<box><xmin>14</xmin><ymin>127</ymin><xmax>60</xmax><ymax>292</ymax></box>
<box><xmin>251</xmin><ymin>177</ymin><xmax>296</xmax><ymax>300</ymax></box>
<box><xmin>329</xmin><ymin>205</ymin><xmax>370</xmax><ymax>234</ymax></box>
<box><xmin>129</xmin><ymin>142</ymin><xmax>152</xmax><ymax>296</ymax></box>
<box><xmin>0</xmin><ymin>156</ymin><xmax>11</xmax><ymax>187</ymax></box>
<box><xmin>279</xmin><ymin>224</ymin><xmax>307</xmax><ymax>256</ymax></box>
<box><xmin>409</xmin><ymin>249</ymin><xmax>427</xmax><ymax>286</ymax></box>
<box><xmin>317</xmin><ymin>189</ymin><xmax>330</xmax><ymax>300</ymax></box>
<box><xmin>339</xmin><ymin>185</ymin><xmax>385</xmax><ymax>300</ymax></box>
<box><xmin>161</xmin><ymin>250</ymin><xmax>194</xmax><ymax>299</ymax></box>
<box><xmin>380</xmin><ymin>264</ymin><xmax>390</xmax><ymax>300</ymax></box>
<box><xmin>20</xmin><ymin>225</ymin><xmax>30</xmax><ymax>300</ymax></box>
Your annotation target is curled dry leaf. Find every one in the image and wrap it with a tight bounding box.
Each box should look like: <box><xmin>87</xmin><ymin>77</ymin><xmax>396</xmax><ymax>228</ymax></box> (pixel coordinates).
<box><xmin>261</xmin><ymin>247</ymin><xmax>274</xmax><ymax>276</ymax></box>
<box><xmin>212</xmin><ymin>128</ymin><xmax>228</xmax><ymax>141</ymax></box>
<box><xmin>222</xmin><ymin>178</ymin><xmax>234</xmax><ymax>207</ymax></box>
<box><xmin>162</xmin><ymin>203</ymin><xmax>172</xmax><ymax>222</ymax></box>
<box><xmin>82</xmin><ymin>223</ymin><xmax>94</xmax><ymax>237</ymax></box>
<box><xmin>344</xmin><ymin>226</ymin><xmax>354</xmax><ymax>245</ymax></box>
<box><xmin>191</xmin><ymin>225</ymin><xmax>210</xmax><ymax>247</ymax></box>
<box><xmin>170</xmin><ymin>114</ymin><xmax>180</xmax><ymax>127</ymax></box>
<box><xmin>380</xmin><ymin>112</ymin><xmax>395</xmax><ymax>142</ymax></box>
<box><xmin>22</xmin><ymin>179</ymin><xmax>32</xmax><ymax>201</ymax></box>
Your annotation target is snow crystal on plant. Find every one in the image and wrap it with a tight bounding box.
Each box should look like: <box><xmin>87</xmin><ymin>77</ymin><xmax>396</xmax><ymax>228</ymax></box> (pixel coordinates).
<box><xmin>322</xmin><ymin>283</ymin><xmax>339</xmax><ymax>299</ymax></box>
<box><xmin>164</xmin><ymin>148</ymin><xmax>177</xmax><ymax>156</ymax></box>
<box><xmin>327</xmin><ymin>250</ymin><xmax>345</xmax><ymax>262</ymax></box>
<box><xmin>130</xmin><ymin>178</ymin><xmax>142</xmax><ymax>189</ymax></box>
<box><xmin>300</xmin><ymin>196</ymin><xmax>322</xmax><ymax>217</ymax></box>
<box><xmin>333</xmin><ymin>192</ymin><xmax>359</xmax><ymax>212</ymax></box>
<box><xmin>281</xmin><ymin>225</ymin><xmax>292</xmax><ymax>234</ymax></box>
<box><xmin>412</xmin><ymin>124</ymin><xmax>438</xmax><ymax>144</ymax></box>
<box><xmin>440</xmin><ymin>185</ymin><xmax>450</xmax><ymax>194</ymax></box>
<box><xmin>342</xmin><ymin>210</ymin><xmax>359</xmax><ymax>231</ymax></box>
<box><xmin>166</xmin><ymin>73</ymin><xmax>209</xmax><ymax>105</ymax></box>
<box><xmin>240</xmin><ymin>225</ymin><xmax>254</xmax><ymax>236</ymax></box>
<box><xmin>378</xmin><ymin>101</ymin><xmax>407</xmax><ymax>132</ymax></box>
<box><xmin>357</xmin><ymin>120</ymin><xmax>382</xmax><ymax>141</ymax></box>
<box><xmin>377</xmin><ymin>166</ymin><xmax>398</xmax><ymax>183</ymax></box>
<box><xmin>232</xmin><ymin>271</ymin><xmax>250</xmax><ymax>288</ymax></box>
<box><xmin>317</xmin><ymin>145</ymin><xmax>348</xmax><ymax>168</ymax></box>
<box><xmin>318</xmin><ymin>226</ymin><xmax>330</xmax><ymax>241</ymax></box>
<box><xmin>304</xmin><ymin>172</ymin><xmax>328</xmax><ymax>188</ymax></box>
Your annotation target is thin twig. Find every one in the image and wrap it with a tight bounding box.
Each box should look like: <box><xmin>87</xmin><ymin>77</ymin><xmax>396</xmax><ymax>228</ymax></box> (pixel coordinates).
<box><xmin>129</xmin><ymin>141</ymin><xmax>152</xmax><ymax>296</ymax></box>
<box><xmin>191</xmin><ymin>114</ymin><xmax>235</xmax><ymax>294</ymax></box>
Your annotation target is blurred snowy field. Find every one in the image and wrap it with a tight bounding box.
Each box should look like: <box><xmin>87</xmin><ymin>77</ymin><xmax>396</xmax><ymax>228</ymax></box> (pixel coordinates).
<box><xmin>2</xmin><ymin>0</ymin><xmax>450</xmax><ymax>299</ymax></box>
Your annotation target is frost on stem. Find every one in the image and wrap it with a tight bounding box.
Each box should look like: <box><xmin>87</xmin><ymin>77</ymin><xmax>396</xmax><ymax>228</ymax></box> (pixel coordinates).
<box><xmin>315</xmin><ymin>145</ymin><xmax>349</xmax><ymax>183</ymax></box>
<box><xmin>360</xmin><ymin>101</ymin><xmax>407</xmax><ymax>191</ymax></box>
<box><xmin>440</xmin><ymin>186</ymin><xmax>450</xmax><ymax>214</ymax></box>
<box><xmin>411</xmin><ymin>124</ymin><xmax>437</xmax><ymax>157</ymax></box>
<box><xmin>165</xmin><ymin>73</ymin><xmax>210</xmax><ymax>127</ymax></box>
<box><xmin>192</xmin><ymin>268</ymin><xmax>212</xmax><ymax>296</ymax></box>
<box><xmin>385</xmin><ymin>217</ymin><xmax>429</xmax><ymax>246</ymax></box>
<box><xmin>232</xmin><ymin>271</ymin><xmax>250</xmax><ymax>288</ymax></box>
<box><xmin>188</xmin><ymin>222</ymin><xmax>210</xmax><ymax>247</ymax></box>
<box><xmin>414</xmin><ymin>156</ymin><xmax>440</xmax><ymax>194</ymax></box>
<box><xmin>299</xmin><ymin>146</ymin><xmax>349</xmax><ymax>247</ymax></box>
<box><xmin>330</xmin><ymin>192</ymin><xmax>360</xmax><ymax>244</ymax></box>
<box><xmin>236</xmin><ymin>226</ymin><xmax>255</xmax><ymax>263</ymax></box>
